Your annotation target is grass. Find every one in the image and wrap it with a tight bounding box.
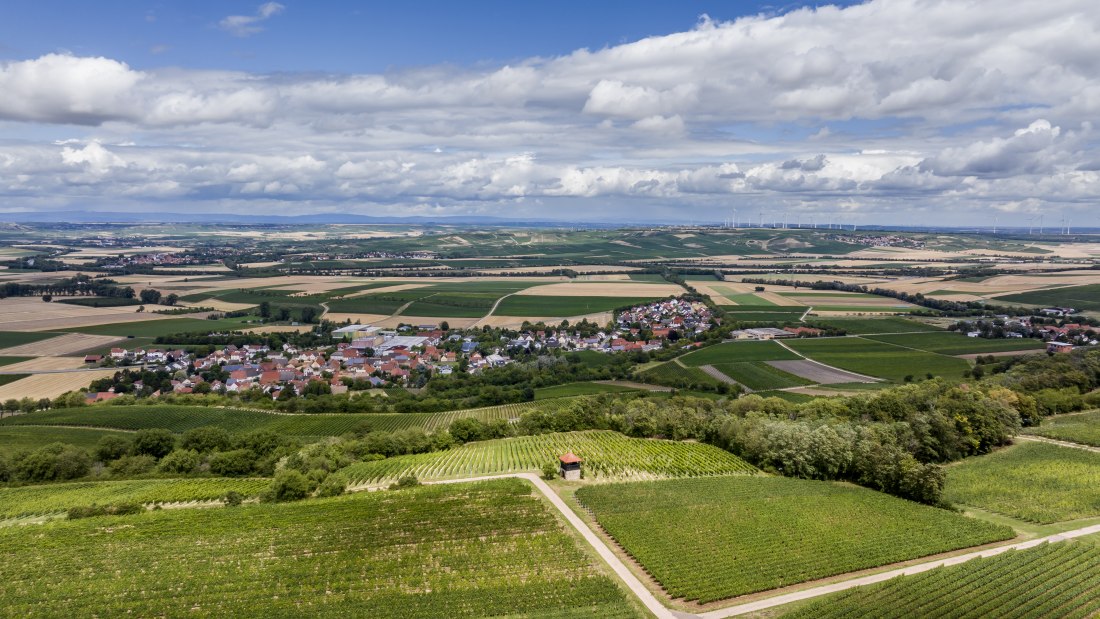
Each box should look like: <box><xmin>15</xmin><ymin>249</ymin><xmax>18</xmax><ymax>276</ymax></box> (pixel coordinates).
<box><xmin>997</xmin><ymin>283</ymin><xmax>1100</xmax><ymax>312</ymax></box>
<box><xmin>533</xmin><ymin>382</ymin><xmax>641</xmax><ymax>399</ymax></box>
<box><xmin>808</xmin><ymin>317</ymin><xmax>941</xmax><ymax>334</ymax></box>
<box><xmin>865</xmin><ymin>332</ymin><xmax>1045</xmax><ymax>355</ymax></box>
<box><xmin>681</xmin><ymin>340</ymin><xmax>801</xmax><ymax>366</ymax></box>
<box><xmin>335</xmin><ymin>430</ymin><xmax>756</xmax><ymax>485</ymax></box>
<box><xmin>67</xmin><ymin>318</ymin><xmax>254</xmax><ymax>338</ymax></box>
<box><xmin>945</xmin><ymin>441</ymin><xmax>1100</xmax><ymax>523</ymax></box>
<box><xmin>0</xmin><ymin>331</ymin><xmax>59</xmax><ymax>348</ymax></box>
<box><xmin>0</xmin><ymin>426</ymin><xmax>133</xmax><ymax>456</ymax></box>
<box><xmin>785</xmin><ymin>337</ymin><xmax>970</xmax><ymax>382</ymax></box>
<box><xmin>781</xmin><ymin>542</ymin><xmax>1100</xmax><ymax>619</ymax></box>
<box><xmin>711</xmin><ymin>362</ymin><xmax>812</xmax><ymax>390</ymax></box>
<box><xmin>575</xmin><ymin>476</ymin><xmax>1013</xmax><ymax>603</ymax></box>
<box><xmin>0</xmin><ymin>478</ymin><xmax>270</xmax><ymax>518</ymax></box>
<box><xmin>494</xmin><ymin>295</ymin><xmax>666</xmax><ymax>317</ymax></box>
<box><xmin>0</xmin><ymin>479</ymin><xmax>642</xmax><ymax>618</ymax></box>
<box><xmin>1025</xmin><ymin>410</ymin><xmax>1100</xmax><ymax>446</ymax></box>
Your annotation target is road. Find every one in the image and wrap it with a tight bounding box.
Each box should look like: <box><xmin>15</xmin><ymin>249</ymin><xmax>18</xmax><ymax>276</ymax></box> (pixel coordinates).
<box><xmin>1017</xmin><ymin>434</ymin><xmax>1100</xmax><ymax>454</ymax></box>
<box><xmin>471</xmin><ymin>292</ymin><xmax>515</xmax><ymax>327</ymax></box>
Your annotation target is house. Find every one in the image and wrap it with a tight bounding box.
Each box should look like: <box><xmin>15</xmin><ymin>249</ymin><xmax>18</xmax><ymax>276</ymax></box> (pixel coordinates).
<box><xmin>84</xmin><ymin>355</ymin><xmax>103</xmax><ymax>364</ymax></box>
<box><xmin>1048</xmin><ymin>341</ymin><xmax>1074</xmax><ymax>354</ymax></box>
<box><xmin>559</xmin><ymin>452</ymin><xmax>583</xmax><ymax>481</ymax></box>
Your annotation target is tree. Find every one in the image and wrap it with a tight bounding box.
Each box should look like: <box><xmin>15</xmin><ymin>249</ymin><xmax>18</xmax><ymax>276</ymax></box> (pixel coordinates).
<box><xmin>131</xmin><ymin>428</ymin><xmax>176</xmax><ymax>459</ymax></box>
<box><xmin>261</xmin><ymin>469</ymin><xmax>310</xmax><ymax>502</ymax></box>
<box><xmin>139</xmin><ymin>289</ymin><xmax>162</xmax><ymax>304</ymax></box>
<box><xmin>181</xmin><ymin>426</ymin><xmax>232</xmax><ymax>453</ymax></box>
<box><xmin>136</xmin><ymin>305</ymin><xmax>145</xmax><ymax>313</ymax></box>
<box><xmin>163</xmin><ymin>293</ymin><xmax>179</xmax><ymax>306</ymax></box>
<box><xmin>300</xmin><ymin>307</ymin><xmax>318</xmax><ymax>323</ymax></box>
<box><xmin>440</xmin><ymin>321</ymin><xmax>450</xmax><ymax>331</ymax></box>
<box><xmin>158</xmin><ymin>449</ymin><xmax>201</xmax><ymax>474</ymax></box>
<box><xmin>41</xmin><ymin>294</ymin><xmax>52</xmax><ymax>302</ymax></box>
<box><xmin>259</xmin><ymin>301</ymin><xmax>272</xmax><ymax>319</ymax></box>
<box><xmin>208</xmin><ymin>449</ymin><xmax>257</xmax><ymax>476</ymax></box>
<box><xmin>94</xmin><ymin>436</ymin><xmax>133</xmax><ymax>462</ymax></box>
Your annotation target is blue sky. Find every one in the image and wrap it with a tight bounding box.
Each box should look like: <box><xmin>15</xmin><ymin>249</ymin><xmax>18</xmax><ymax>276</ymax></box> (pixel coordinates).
<box><xmin>0</xmin><ymin>1</ymin><xmax>1096</xmax><ymax>225</ymax></box>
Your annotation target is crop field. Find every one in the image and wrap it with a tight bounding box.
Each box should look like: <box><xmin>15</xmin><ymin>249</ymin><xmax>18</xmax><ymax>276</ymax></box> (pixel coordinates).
<box><xmin>0</xmin><ymin>331</ymin><xmax>60</xmax><ymax>349</ymax></box>
<box><xmin>785</xmin><ymin>337</ymin><xmax>970</xmax><ymax>382</ymax></box>
<box><xmin>1025</xmin><ymin>410</ymin><xmax>1100</xmax><ymax>446</ymax></box>
<box><xmin>494</xmin><ymin>295</ymin><xmax>664</xmax><ymax>317</ymax></box>
<box><xmin>945</xmin><ymin>441</ymin><xmax>1100</xmax><ymax>523</ymax></box>
<box><xmin>0</xmin><ymin>426</ymin><xmax>132</xmax><ymax>456</ymax></box>
<box><xmin>0</xmin><ymin>356</ymin><xmax>30</xmax><ymax>367</ymax></box>
<box><xmin>808</xmin><ymin>317</ymin><xmax>941</xmax><ymax>334</ymax></box>
<box><xmin>67</xmin><ymin>318</ymin><xmax>253</xmax><ymax>338</ymax></box>
<box><xmin>336</xmin><ymin>430</ymin><xmax>756</xmax><ymax>486</ymax></box>
<box><xmin>865</xmin><ymin>332</ymin><xmax>1045</xmax><ymax>355</ymax></box>
<box><xmin>0</xmin><ymin>478</ymin><xmax>270</xmax><ymax>518</ymax></box>
<box><xmin>710</xmin><ymin>362</ymin><xmax>813</xmax><ymax>390</ymax></box>
<box><xmin>0</xmin><ymin>369</ymin><xmax>118</xmax><ymax>400</ymax></box>
<box><xmin>782</xmin><ymin>542</ymin><xmax>1100</xmax><ymax>619</ymax></box>
<box><xmin>0</xmin><ymin>404</ymin><xmax>528</xmax><ymax>437</ymax></box>
<box><xmin>636</xmin><ymin>362</ymin><xmax>724</xmax><ymax>388</ymax></box>
<box><xmin>0</xmin><ymin>332</ymin><xmax>121</xmax><ymax>356</ymax></box>
<box><xmin>0</xmin><ymin>479</ymin><xmax>641</xmax><ymax>618</ymax></box>
<box><xmin>575</xmin><ymin>476</ymin><xmax>1013</xmax><ymax>603</ymax></box>
<box><xmin>996</xmin><ymin>283</ymin><xmax>1100</xmax><ymax>311</ymax></box>
<box><xmin>681</xmin><ymin>340</ymin><xmax>801</xmax><ymax>366</ymax></box>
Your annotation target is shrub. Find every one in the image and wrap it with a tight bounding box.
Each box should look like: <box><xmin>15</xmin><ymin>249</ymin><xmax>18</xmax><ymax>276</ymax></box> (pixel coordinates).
<box><xmin>315</xmin><ymin>475</ymin><xmax>346</xmax><ymax>498</ymax></box>
<box><xmin>12</xmin><ymin>443</ymin><xmax>91</xmax><ymax>482</ymax></box>
<box><xmin>131</xmin><ymin>429</ymin><xmax>176</xmax><ymax>459</ymax></box>
<box><xmin>208</xmin><ymin>449</ymin><xmax>257</xmax><ymax>477</ymax></box>
<box><xmin>541</xmin><ymin>462</ymin><xmax>558</xmax><ymax>480</ymax></box>
<box><xmin>158</xmin><ymin>449</ymin><xmax>201</xmax><ymax>474</ymax></box>
<box><xmin>67</xmin><ymin>502</ymin><xmax>143</xmax><ymax>520</ymax></box>
<box><xmin>180</xmin><ymin>426</ymin><xmax>232</xmax><ymax>453</ymax></box>
<box><xmin>109</xmin><ymin>454</ymin><xmax>157</xmax><ymax>476</ymax></box>
<box><xmin>389</xmin><ymin>475</ymin><xmax>420</xmax><ymax>490</ymax></box>
<box><xmin>222</xmin><ymin>491</ymin><xmax>243</xmax><ymax>507</ymax></box>
<box><xmin>261</xmin><ymin>470</ymin><xmax>310</xmax><ymax>503</ymax></box>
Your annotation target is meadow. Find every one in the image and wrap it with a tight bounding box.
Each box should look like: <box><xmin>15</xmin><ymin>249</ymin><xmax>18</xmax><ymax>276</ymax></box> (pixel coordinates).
<box><xmin>710</xmin><ymin>362</ymin><xmax>812</xmax><ymax>390</ymax></box>
<box><xmin>785</xmin><ymin>337</ymin><xmax>970</xmax><ymax>382</ymax></box>
<box><xmin>0</xmin><ymin>479</ymin><xmax>642</xmax><ymax>618</ymax></box>
<box><xmin>944</xmin><ymin>441</ymin><xmax>1100</xmax><ymax>523</ymax></box>
<box><xmin>680</xmin><ymin>340</ymin><xmax>801</xmax><ymax>366</ymax></box>
<box><xmin>575</xmin><ymin>476</ymin><xmax>1012</xmax><ymax>603</ymax></box>
<box><xmin>865</xmin><ymin>332</ymin><xmax>1045</xmax><ymax>355</ymax></box>
<box><xmin>1025</xmin><ymin>410</ymin><xmax>1100</xmax><ymax>446</ymax></box>
<box><xmin>0</xmin><ymin>478</ymin><xmax>270</xmax><ymax>518</ymax></box>
<box><xmin>335</xmin><ymin>430</ymin><xmax>756</xmax><ymax>486</ymax></box>
<box><xmin>782</xmin><ymin>542</ymin><xmax>1100</xmax><ymax>619</ymax></box>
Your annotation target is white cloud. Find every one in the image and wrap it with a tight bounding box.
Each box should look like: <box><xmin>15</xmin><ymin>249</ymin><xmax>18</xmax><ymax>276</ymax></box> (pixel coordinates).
<box><xmin>219</xmin><ymin>2</ymin><xmax>285</xmax><ymax>38</ymax></box>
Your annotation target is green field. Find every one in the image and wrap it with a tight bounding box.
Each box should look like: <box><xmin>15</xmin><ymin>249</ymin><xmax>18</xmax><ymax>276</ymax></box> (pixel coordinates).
<box><xmin>809</xmin><ymin>317</ymin><xmax>941</xmax><ymax>334</ymax></box>
<box><xmin>0</xmin><ymin>479</ymin><xmax>641</xmax><ymax>618</ymax></box>
<box><xmin>494</xmin><ymin>295</ymin><xmax>665</xmax><ymax>317</ymax></box>
<box><xmin>0</xmin><ymin>356</ymin><xmax>31</xmax><ymax>367</ymax></box>
<box><xmin>0</xmin><ymin>374</ymin><xmax>28</xmax><ymax>387</ymax></box>
<box><xmin>575</xmin><ymin>476</ymin><xmax>1012</xmax><ymax>603</ymax></box>
<box><xmin>721</xmin><ymin>309</ymin><xmax>808</xmax><ymax>322</ymax></box>
<box><xmin>56</xmin><ymin>297</ymin><xmax>143</xmax><ymax>308</ymax></box>
<box><xmin>785</xmin><ymin>337</ymin><xmax>970</xmax><ymax>382</ymax></box>
<box><xmin>0</xmin><ymin>426</ymin><xmax>133</xmax><ymax>456</ymax></box>
<box><xmin>0</xmin><ymin>478</ymin><xmax>270</xmax><ymax>518</ymax></box>
<box><xmin>1026</xmin><ymin>410</ymin><xmax>1100</xmax><ymax>446</ymax></box>
<box><xmin>533</xmin><ymin>382</ymin><xmax>641</xmax><ymax>399</ymax></box>
<box><xmin>945</xmin><ymin>440</ymin><xmax>1100</xmax><ymax>523</ymax></box>
<box><xmin>711</xmin><ymin>362</ymin><xmax>812</xmax><ymax>390</ymax></box>
<box><xmin>866</xmin><ymin>332</ymin><xmax>1045</xmax><ymax>355</ymax></box>
<box><xmin>680</xmin><ymin>340</ymin><xmax>801</xmax><ymax>366</ymax></box>
<box><xmin>67</xmin><ymin>318</ymin><xmax>254</xmax><ymax>338</ymax></box>
<box><xmin>722</xmin><ymin>292</ymin><xmax>778</xmax><ymax>305</ymax></box>
<box><xmin>0</xmin><ymin>331</ymin><xmax>58</xmax><ymax>348</ymax></box>
<box><xmin>997</xmin><ymin>284</ymin><xmax>1100</xmax><ymax>312</ymax></box>
<box><xmin>782</xmin><ymin>542</ymin><xmax>1100</xmax><ymax>619</ymax></box>
<box><xmin>335</xmin><ymin>430</ymin><xmax>756</xmax><ymax>485</ymax></box>
<box><xmin>635</xmin><ymin>362</ymin><xmax>724</xmax><ymax>388</ymax></box>
<box><xmin>0</xmin><ymin>404</ymin><xmax>525</xmax><ymax>437</ymax></box>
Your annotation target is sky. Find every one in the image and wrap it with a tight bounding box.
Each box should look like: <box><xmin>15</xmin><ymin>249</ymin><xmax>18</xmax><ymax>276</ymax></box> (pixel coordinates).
<box><xmin>0</xmin><ymin>0</ymin><xmax>1097</xmax><ymax>226</ymax></box>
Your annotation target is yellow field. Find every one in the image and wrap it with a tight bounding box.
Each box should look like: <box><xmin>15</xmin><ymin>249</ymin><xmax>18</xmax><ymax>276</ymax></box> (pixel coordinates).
<box><xmin>513</xmin><ymin>282</ymin><xmax>682</xmax><ymax>297</ymax></box>
<box><xmin>0</xmin><ymin>370</ymin><xmax>117</xmax><ymax>400</ymax></box>
<box><xmin>0</xmin><ymin>357</ymin><xmax>89</xmax><ymax>371</ymax></box>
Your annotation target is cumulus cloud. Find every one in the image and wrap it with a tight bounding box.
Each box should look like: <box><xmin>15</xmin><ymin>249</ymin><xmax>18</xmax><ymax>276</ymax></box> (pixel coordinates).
<box><xmin>219</xmin><ymin>2</ymin><xmax>285</xmax><ymax>38</ymax></box>
<box><xmin>0</xmin><ymin>0</ymin><xmax>1098</xmax><ymax>223</ymax></box>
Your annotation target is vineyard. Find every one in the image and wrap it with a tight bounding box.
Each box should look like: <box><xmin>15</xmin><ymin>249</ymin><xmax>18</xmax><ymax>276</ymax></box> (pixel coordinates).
<box><xmin>0</xmin><ymin>478</ymin><xmax>269</xmax><ymax>518</ymax></box>
<box><xmin>335</xmin><ymin>430</ymin><xmax>756</xmax><ymax>486</ymax></box>
<box><xmin>635</xmin><ymin>362</ymin><xmax>724</xmax><ymax>388</ymax></box>
<box><xmin>1025</xmin><ymin>410</ymin><xmax>1100</xmax><ymax>447</ymax></box>
<box><xmin>0</xmin><ymin>403</ymin><xmax>539</xmax><ymax>437</ymax></box>
<box><xmin>0</xmin><ymin>426</ymin><xmax>132</xmax><ymax>456</ymax></box>
<box><xmin>944</xmin><ymin>440</ymin><xmax>1100</xmax><ymax>523</ymax></box>
<box><xmin>0</xmin><ymin>479</ymin><xmax>642</xmax><ymax>618</ymax></box>
<box><xmin>575</xmin><ymin>476</ymin><xmax>1014</xmax><ymax>603</ymax></box>
<box><xmin>710</xmin><ymin>362</ymin><xmax>812</xmax><ymax>390</ymax></box>
<box><xmin>782</xmin><ymin>542</ymin><xmax>1100</xmax><ymax>618</ymax></box>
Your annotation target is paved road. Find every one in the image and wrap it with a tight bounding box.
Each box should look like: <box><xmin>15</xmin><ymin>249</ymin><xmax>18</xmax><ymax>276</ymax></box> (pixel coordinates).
<box><xmin>429</xmin><ymin>473</ymin><xmax>677</xmax><ymax>619</ymax></box>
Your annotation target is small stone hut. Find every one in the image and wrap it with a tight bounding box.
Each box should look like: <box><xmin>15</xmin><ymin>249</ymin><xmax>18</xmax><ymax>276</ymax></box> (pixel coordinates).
<box><xmin>559</xmin><ymin>452</ymin><xmax>582</xmax><ymax>481</ymax></box>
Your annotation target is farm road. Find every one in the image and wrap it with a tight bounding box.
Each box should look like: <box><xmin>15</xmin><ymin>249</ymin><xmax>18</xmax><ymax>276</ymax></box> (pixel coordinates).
<box><xmin>1017</xmin><ymin>435</ymin><xmax>1100</xmax><ymax>454</ymax></box>
<box><xmin>471</xmin><ymin>292</ymin><xmax>516</xmax><ymax>327</ymax></box>
<box><xmin>699</xmin><ymin>365</ymin><xmax>748</xmax><ymax>391</ymax></box>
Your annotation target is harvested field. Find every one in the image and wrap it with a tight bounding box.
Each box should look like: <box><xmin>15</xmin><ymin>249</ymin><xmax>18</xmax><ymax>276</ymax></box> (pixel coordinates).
<box><xmin>0</xmin><ymin>332</ymin><xmax>121</xmax><ymax>356</ymax></box>
<box><xmin>513</xmin><ymin>281</ymin><xmax>682</xmax><ymax>297</ymax></box>
<box><xmin>767</xmin><ymin>359</ymin><xmax>880</xmax><ymax>384</ymax></box>
<box><xmin>0</xmin><ymin>357</ymin><xmax>88</xmax><ymax>371</ymax></box>
<box><xmin>0</xmin><ymin>370</ymin><xmax>116</xmax><ymax>400</ymax></box>
<box><xmin>369</xmin><ymin>315</ymin><xmax>479</xmax><ymax>329</ymax></box>
<box><xmin>0</xmin><ymin>298</ymin><xmax>179</xmax><ymax>332</ymax></box>
<box><xmin>476</xmin><ymin>312</ymin><xmax>613</xmax><ymax>329</ymax></box>
<box><xmin>320</xmin><ymin>312</ymin><xmax>390</xmax><ymax>324</ymax></box>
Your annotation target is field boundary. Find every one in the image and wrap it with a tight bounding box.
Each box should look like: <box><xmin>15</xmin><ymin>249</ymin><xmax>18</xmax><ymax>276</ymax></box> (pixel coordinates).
<box><xmin>1017</xmin><ymin>435</ymin><xmax>1100</xmax><ymax>454</ymax></box>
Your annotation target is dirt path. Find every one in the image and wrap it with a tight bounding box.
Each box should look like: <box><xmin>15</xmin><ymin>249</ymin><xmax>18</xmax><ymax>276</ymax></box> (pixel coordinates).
<box><xmin>428</xmin><ymin>473</ymin><xmax>677</xmax><ymax>619</ymax></box>
<box><xmin>699</xmin><ymin>365</ymin><xmax>749</xmax><ymax>391</ymax></box>
<box><xmin>1017</xmin><ymin>435</ymin><xmax>1100</xmax><ymax>454</ymax></box>
<box><xmin>471</xmin><ymin>292</ymin><xmax>515</xmax><ymax>327</ymax></box>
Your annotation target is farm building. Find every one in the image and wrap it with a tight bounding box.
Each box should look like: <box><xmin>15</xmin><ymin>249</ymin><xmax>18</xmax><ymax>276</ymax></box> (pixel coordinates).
<box><xmin>559</xmin><ymin>452</ymin><xmax>582</xmax><ymax>481</ymax></box>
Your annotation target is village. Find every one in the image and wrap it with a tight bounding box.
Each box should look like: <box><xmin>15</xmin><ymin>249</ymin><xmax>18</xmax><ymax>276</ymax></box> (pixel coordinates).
<box><xmin>85</xmin><ymin>296</ymin><xmax>716</xmax><ymax>401</ymax></box>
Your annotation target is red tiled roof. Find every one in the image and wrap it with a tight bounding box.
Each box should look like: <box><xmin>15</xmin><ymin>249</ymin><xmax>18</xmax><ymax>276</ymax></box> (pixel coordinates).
<box><xmin>559</xmin><ymin>452</ymin><xmax>582</xmax><ymax>464</ymax></box>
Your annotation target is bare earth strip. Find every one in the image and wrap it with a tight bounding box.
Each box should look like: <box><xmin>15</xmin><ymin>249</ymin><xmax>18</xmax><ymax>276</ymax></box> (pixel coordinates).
<box><xmin>767</xmin><ymin>359</ymin><xmax>880</xmax><ymax>384</ymax></box>
<box><xmin>0</xmin><ymin>333</ymin><xmax>122</xmax><ymax>356</ymax></box>
<box><xmin>0</xmin><ymin>357</ymin><xmax>88</xmax><ymax>371</ymax></box>
<box><xmin>700</xmin><ymin>365</ymin><xmax>749</xmax><ymax>391</ymax></box>
<box><xmin>0</xmin><ymin>369</ymin><xmax>117</xmax><ymax>400</ymax></box>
